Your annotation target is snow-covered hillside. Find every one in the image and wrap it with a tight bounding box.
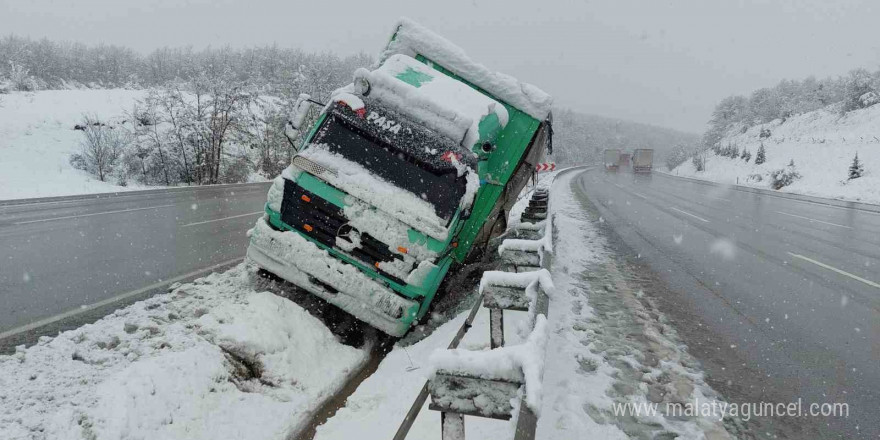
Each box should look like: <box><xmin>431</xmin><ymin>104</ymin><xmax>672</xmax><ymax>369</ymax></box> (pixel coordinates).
<box><xmin>0</xmin><ymin>90</ymin><xmax>149</xmax><ymax>200</ymax></box>
<box><xmin>672</xmin><ymin>103</ymin><xmax>880</xmax><ymax>204</ymax></box>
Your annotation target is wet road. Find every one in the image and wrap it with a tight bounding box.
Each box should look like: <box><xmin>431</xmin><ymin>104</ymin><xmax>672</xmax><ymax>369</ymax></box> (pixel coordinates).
<box><xmin>0</xmin><ymin>183</ymin><xmax>271</xmax><ymax>338</ymax></box>
<box><xmin>572</xmin><ymin>169</ymin><xmax>879</xmax><ymax>439</ymax></box>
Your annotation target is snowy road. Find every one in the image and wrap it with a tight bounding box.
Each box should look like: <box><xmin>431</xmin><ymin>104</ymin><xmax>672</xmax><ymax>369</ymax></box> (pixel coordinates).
<box><xmin>0</xmin><ymin>182</ymin><xmax>271</xmax><ymax>342</ymax></box>
<box><xmin>574</xmin><ymin>170</ymin><xmax>879</xmax><ymax>439</ymax></box>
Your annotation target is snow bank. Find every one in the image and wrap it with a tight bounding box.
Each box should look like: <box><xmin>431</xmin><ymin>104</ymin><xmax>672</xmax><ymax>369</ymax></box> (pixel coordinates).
<box><xmin>0</xmin><ymin>89</ymin><xmax>150</xmax><ymax>200</ymax></box>
<box><xmin>672</xmin><ymin>103</ymin><xmax>880</xmax><ymax>204</ymax></box>
<box><xmin>0</xmin><ymin>265</ymin><xmax>368</xmax><ymax>440</ymax></box>
<box><xmin>538</xmin><ymin>171</ymin><xmax>732</xmax><ymax>439</ymax></box>
<box><xmin>379</xmin><ymin>18</ymin><xmax>552</xmax><ymax>120</ymax></box>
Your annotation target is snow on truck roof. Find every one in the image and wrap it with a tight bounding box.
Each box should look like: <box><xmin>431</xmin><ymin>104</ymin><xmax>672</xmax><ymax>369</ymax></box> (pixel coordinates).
<box><xmin>353</xmin><ymin>53</ymin><xmax>508</xmax><ymax>150</ymax></box>
<box><xmin>376</xmin><ymin>17</ymin><xmax>553</xmax><ymax>121</ymax></box>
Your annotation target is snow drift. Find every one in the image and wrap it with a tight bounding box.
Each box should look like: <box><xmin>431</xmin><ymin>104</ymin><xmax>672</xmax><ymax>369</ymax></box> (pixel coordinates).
<box><xmin>0</xmin><ymin>265</ymin><xmax>368</xmax><ymax>440</ymax></box>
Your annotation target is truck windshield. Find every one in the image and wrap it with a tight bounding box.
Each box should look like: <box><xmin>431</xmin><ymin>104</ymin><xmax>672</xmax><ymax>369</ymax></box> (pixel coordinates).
<box><xmin>310</xmin><ymin>105</ymin><xmax>472</xmax><ymax>222</ymax></box>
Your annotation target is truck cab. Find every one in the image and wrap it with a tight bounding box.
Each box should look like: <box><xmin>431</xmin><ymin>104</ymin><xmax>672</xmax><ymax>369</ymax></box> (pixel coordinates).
<box><xmin>246</xmin><ymin>19</ymin><xmax>552</xmax><ymax>337</ymax></box>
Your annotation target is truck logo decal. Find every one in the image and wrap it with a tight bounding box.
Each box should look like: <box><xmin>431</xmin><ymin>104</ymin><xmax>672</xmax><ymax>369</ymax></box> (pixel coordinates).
<box><xmin>366</xmin><ymin>111</ymin><xmax>402</xmax><ymax>134</ymax></box>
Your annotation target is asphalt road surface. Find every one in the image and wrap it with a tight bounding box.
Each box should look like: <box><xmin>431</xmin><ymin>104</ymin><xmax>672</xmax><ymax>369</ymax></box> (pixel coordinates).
<box><xmin>573</xmin><ymin>169</ymin><xmax>879</xmax><ymax>439</ymax></box>
<box><xmin>0</xmin><ymin>183</ymin><xmax>271</xmax><ymax>342</ymax></box>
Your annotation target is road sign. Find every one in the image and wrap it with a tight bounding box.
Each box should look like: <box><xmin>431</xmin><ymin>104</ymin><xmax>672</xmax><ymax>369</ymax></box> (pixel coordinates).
<box><xmin>535</xmin><ymin>163</ymin><xmax>556</xmax><ymax>172</ymax></box>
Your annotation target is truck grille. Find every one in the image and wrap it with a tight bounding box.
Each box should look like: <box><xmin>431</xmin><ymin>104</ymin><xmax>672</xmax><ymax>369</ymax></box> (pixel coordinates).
<box><xmin>280</xmin><ymin>179</ymin><xmax>406</xmax><ymax>285</ymax></box>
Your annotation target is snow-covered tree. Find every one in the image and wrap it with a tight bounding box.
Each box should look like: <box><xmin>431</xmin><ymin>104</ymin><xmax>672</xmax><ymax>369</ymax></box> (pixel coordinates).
<box><xmin>841</xmin><ymin>68</ymin><xmax>875</xmax><ymax>113</ymax></box>
<box><xmin>848</xmin><ymin>153</ymin><xmax>864</xmax><ymax>180</ymax></box>
<box><xmin>692</xmin><ymin>153</ymin><xmax>705</xmax><ymax>171</ymax></box>
<box><xmin>770</xmin><ymin>160</ymin><xmax>800</xmax><ymax>189</ymax></box>
<box><xmin>7</xmin><ymin>60</ymin><xmax>35</xmax><ymax>91</ymax></box>
<box><xmin>741</xmin><ymin>148</ymin><xmax>751</xmax><ymax>162</ymax></box>
<box><xmin>70</xmin><ymin>115</ymin><xmax>129</xmax><ymax>182</ymax></box>
<box><xmin>665</xmin><ymin>144</ymin><xmax>690</xmax><ymax>170</ymax></box>
<box><xmin>755</xmin><ymin>143</ymin><xmax>767</xmax><ymax>165</ymax></box>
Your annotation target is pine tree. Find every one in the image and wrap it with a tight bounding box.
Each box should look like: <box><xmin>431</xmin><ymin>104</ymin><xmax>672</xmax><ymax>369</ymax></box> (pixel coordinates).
<box><xmin>755</xmin><ymin>143</ymin><xmax>767</xmax><ymax>165</ymax></box>
<box><xmin>741</xmin><ymin>148</ymin><xmax>751</xmax><ymax>162</ymax></box>
<box><xmin>848</xmin><ymin>153</ymin><xmax>864</xmax><ymax>180</ymax></box>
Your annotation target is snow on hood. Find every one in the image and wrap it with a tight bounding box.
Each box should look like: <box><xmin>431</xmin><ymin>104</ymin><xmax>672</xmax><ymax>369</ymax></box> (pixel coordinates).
<box><xmin>378</xmin><ymin>17</ymin><xmax>553</xmax><ymax>121</ymax></box>
<box><xmin>297</xmin><ymin>146</ymin><xmax>479</xmax><ymax>241</ymax></box>
<box><xmin>355</xmin><ymin>54</ymin><xmax>508</xmax><ymax>149</ymax></box>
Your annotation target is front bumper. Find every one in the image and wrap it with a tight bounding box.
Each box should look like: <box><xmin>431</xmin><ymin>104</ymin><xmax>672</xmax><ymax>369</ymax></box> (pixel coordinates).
<box><xmin>247</xmin><ymin>217</ymin><xmax>418</xmax><ymax>337</ymax></box>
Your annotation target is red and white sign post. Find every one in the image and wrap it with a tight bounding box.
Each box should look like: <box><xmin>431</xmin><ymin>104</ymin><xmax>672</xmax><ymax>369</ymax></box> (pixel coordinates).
<box><xmin>535</xmin><ymin>162</ymin><xmax>556</xmax><ymax>172</ymax></box>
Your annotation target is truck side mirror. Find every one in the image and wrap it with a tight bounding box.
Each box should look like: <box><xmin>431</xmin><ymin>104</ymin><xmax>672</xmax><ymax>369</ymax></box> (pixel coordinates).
<box><xmin>290</xmin><ymin>93</ymin><xmax>314</xmax><ymax>130</ymax></box>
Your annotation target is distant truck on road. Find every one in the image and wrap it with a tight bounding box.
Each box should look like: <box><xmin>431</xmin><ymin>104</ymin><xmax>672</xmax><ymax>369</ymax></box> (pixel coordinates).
<box><xmin>604</xmin><ymin>149</ymin><xmax>621</xmax><ymax>171</ymax></box>
<box><xmin>619</xmin><ymin>152</ymin><xmax>632</xmax><ymax>169</ymax></box>
<box><xmin>632</xmin><ymin>149</ymin><xmax>653</xmax><ymax>173</ymax></box>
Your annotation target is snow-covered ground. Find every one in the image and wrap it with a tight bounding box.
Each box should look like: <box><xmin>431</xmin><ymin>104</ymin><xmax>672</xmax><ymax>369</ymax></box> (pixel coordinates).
<box><xmin>0</xmin><ymin>265</ymin><xmax>368</xmax><ymax>440</ymax></box>
<box><xmin>671</xmin><ymin>103</ymin><xmax>880</xmax><ymax>204</ymax></box>
<box><xmin>1</xmin><ymin>170</ymin><xmax>737</xmax><ymax>439</ymax></box>
<box><xmin>0</xmin><ymin>89</ymin><xmax>154</xmax><ymax>201</ymax></box>
<box><xmin>314</xmin><ymin>170</ymin><xmax>733</xmax><ymax>439</ymax></box>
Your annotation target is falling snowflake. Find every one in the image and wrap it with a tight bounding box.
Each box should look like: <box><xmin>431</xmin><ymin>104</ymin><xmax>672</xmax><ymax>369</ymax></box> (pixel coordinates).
<box><xmin>709</xmin><ymin>238</ymin><xmax>736</xmax><ymax>260</ymax></box>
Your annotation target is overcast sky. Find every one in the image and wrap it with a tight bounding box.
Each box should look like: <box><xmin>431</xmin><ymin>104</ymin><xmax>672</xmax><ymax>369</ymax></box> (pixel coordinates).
<box><xmin>2</xmin><ymin>0</ymin><xmax>878</xmax><ymax>132</ymax></box>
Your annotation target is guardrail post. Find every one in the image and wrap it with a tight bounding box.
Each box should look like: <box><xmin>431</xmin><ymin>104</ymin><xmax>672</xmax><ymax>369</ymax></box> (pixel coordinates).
<box><xmin>441</xmin><ymin>412</ymin><xmax>465</xmax><ymax>440</ymax></box>
<box><xmin>513</xmin><ymin>405</ymin><xmax>538</xmax><ymax>440</ymax></box>
<box><xmin>489</xmin><ymin>308</ymin><xmax>504</xmax><ymax>348</ymax></box>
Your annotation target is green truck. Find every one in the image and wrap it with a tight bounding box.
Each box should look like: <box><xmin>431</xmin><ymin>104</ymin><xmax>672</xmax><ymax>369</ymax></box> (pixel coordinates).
<box><xmin>246</xmin><ymin>18</ymin><xmax>553</xmax><ymax>337</ymax></box>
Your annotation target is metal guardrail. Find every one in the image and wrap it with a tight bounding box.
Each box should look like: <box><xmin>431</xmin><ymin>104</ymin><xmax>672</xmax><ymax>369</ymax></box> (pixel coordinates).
<box><xmin>393</xmin><ymin>166</ymin><xmax>592</xmax><ymax>440</ymax></box>
<box><xmin>0</xmin><ymin>181</ymin><xmax>272</xmax><ymax>206</ymax></box>
<box><xmin>427</xmin><ymin>187</ymin><xmax>551</xmax><ymax>440</ymax></box>
<box><xmin>392</xmin><ymin>289</ymin><xmax>486</xmax><ymax>440</ymax></box>
<box><xmin>656</xmin><ymin>170</ymin><xmax>880</xmax><ymax>214</ymax></box>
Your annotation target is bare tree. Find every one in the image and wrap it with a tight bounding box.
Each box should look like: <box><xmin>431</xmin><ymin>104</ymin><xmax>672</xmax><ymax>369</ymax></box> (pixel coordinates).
<box><xmin>73</xmin><ymin>115</ymin><xmax>128</xmax><ymax>182</ymax></box>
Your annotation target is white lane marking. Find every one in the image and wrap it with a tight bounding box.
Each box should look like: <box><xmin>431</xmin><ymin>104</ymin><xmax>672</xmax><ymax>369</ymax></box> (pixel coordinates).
<box><xmin>670</xmin><ymin>207</ymin><xmax>710</xmax><ymax>223</ymax></box>
<box><xmin>760</xmin><ymin>192</ymin><xmax>880</xmax><ymax>216</ymax></box>
<box><xmin>787</xmin><ymin>252</ymin><xmax>880</xmax><ymax>290</ymax></box>
<box><xmin>633</xmin><ymin>192</ymin><xmax>648</xmax><ymax>200</ymax></box>
<box><xmin>0</xmin><ymin>257</ymin><xmax>245</xmax><ymax>340</ymax></box>
<box><xmin>612</xmin><ymin>183</ymin><xmax>625</xmax><ymax>189</ymax></box>
<box><xmin>14</xmin><ymin>204</ymin><xmax>175</xmax><ymax>225</ymax></box>
<box><xmin>775</xmin><ymin>211</ymin><xmax>852</xmax><ymax>229</ymax></box>
<box><xmin>708</xmin><ymin>196</ymin><xmax>732</xmax><ymax>202</ymax></box>
<box><xmin>181</xmin><ymin>211</ymin><xmax>263</xmax><ymax>227</ymax></box>
<box><xmin>0</xmin><ymin>183</ymin><xmax>270</xmax><ymax>209</ymax></box>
